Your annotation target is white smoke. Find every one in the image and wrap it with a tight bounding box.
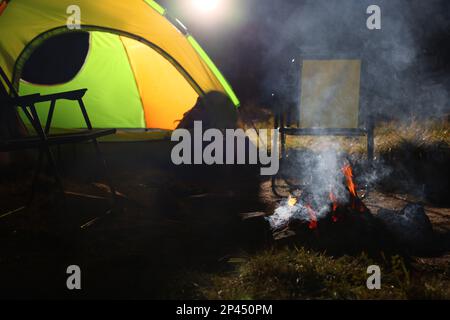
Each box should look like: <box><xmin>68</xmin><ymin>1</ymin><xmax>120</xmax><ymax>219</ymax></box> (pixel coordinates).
<box><xmin>267</xmin><ymin>140</ymin><xmax>353</xmax><ymax>229</ymax></box>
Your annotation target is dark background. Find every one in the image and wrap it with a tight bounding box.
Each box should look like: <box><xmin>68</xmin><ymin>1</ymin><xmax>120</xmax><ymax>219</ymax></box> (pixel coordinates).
<box><xmin>23</xmin><ymin>0</ymin><xmax>450</xmax><ymax>118</ymax></box>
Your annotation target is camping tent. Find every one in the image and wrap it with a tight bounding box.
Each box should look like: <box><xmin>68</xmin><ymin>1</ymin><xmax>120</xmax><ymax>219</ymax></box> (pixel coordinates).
<box><xmin>0</xmin><ymin>0</ymin><xmax>239</xmax><ymax>133</ymax></box>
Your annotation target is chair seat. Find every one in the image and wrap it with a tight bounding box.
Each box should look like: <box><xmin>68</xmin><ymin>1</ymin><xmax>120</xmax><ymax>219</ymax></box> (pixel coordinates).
<box><xmin>0</xmin><ymin>129</ymin><xmax>116</xmax><ymax>152</ymax></box>
<box><xmin>280</xmin><ymin>127</ymin><xmax>368</xmax><ymax>137</ymax></box>
<box><xmin>35</xmin><ymin>89</ymin><xmax>88</xmax><ymax>103</ymax></box>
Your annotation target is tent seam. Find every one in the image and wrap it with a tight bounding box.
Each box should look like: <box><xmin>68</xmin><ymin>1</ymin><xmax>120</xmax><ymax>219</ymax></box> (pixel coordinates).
<box><xmin>119</xmin><ymin>36</ymin><xmax>148</xmax><ymax>129</ymax></box>
<box><xmin>12</xmin><ymin>26</ymin><xmax>206</xmax><ymax>99</ymax></box>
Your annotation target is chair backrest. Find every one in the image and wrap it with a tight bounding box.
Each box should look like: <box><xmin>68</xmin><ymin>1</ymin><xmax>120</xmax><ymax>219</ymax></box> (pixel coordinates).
<box><xmin>0</xmin><ymin>67</ymin><xmax>27</xmax><ymax>139</ymax></box>
<box><xmin>0</xmin><ymin>66</ymin><xmax>11</xmax><ymax>107</ymax></box>
<box><xmin>299</xmin><ymin>59</ymin><xmax>361</xmax><ymax>129</ymax></box>
<box><xmin>0</xmin><ymin>66</ymin><xmax>17</xmax><ymax>97</ymax></box>
<box><xmin>0</xmin><ymin>77</ymin><xmax>8</xmax><ymax>100</ymax></box>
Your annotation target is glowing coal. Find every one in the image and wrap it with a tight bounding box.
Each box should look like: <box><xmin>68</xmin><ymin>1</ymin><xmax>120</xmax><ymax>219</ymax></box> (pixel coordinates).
<box><xmin>266</xmin><ymin>146</ymin><xmax>369</xmax><ymax>232</ymax></box>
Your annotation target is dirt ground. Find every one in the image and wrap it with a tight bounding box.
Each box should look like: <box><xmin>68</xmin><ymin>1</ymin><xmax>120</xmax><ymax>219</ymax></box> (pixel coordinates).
<box><xmin>0</xmin><ymin>148</ymin><xmax>265</xmax><ymax>299</ymax></box>
<box><xmin>0</xmin><ymin>142</ymin><xmax>449</xmax><ymax>299</ymax></box>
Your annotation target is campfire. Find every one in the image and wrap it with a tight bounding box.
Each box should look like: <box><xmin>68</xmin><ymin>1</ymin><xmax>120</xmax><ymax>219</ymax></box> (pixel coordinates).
<box><xmin>267</xmin><ymin>161</ymin><xmax>371</xmax><ymax>238</ymax></box>
<box><xmin>240</xmin><ymin>146</ymin><xmax>435</xmax><ymax>255</ymax></box>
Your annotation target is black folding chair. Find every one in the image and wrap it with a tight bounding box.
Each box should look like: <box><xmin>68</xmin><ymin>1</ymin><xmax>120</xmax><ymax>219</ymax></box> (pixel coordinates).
<box><xmin>0</xmin><ymin>67</ymin><xmax>117</xmax><ymax>216</ymax></box>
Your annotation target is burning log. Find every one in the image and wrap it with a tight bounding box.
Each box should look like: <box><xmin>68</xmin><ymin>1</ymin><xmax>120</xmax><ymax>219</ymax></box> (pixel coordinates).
<box><xmin>258</xmin><ymin>158</ymin><xmax>436</xmax><ymax>255</ymax></box>
<box><xmin>376</xmin><ymin>204</ymin><xmax>434</xmax><ymax>254</ymax></box>
<box><xmin>256</xmin><ymin>158</ymin><xmax>408</xmax><ymax>254</ymax></box>
<box><xmin>240</xmin><ymin>211</ymin><xmax>267</xmax><ymax>220</ymax></box>
<box><xmin>240</xmin><ymin>156</ymin><xmax>437</xmax><ymax>255</ymax></box>
<box><xmin>239</xmin><ymin>143</ymin><xmax>438</xmax><ymax>254</ymax></box>
<box><xmin>267</xmin><ymin>162</ymin><xmax>370</xmax><ymax>235</ymax></box>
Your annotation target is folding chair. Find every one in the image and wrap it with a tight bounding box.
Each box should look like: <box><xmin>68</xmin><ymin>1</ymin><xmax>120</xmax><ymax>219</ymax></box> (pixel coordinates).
<box><xmin>273</xmin><ymin>58</ymin><xmax>374</xmax><ymax>194</ymax></box>
<box><xmin>0</xmin><ymin>66</ymin><xmax>117</xmax><ymax>214</ymax></box>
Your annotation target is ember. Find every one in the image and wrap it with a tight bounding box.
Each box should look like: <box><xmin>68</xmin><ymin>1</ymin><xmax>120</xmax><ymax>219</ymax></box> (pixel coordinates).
<box><xmin>329</xmin><ymin>192</ymin><xmax>338</xmax><ymax>212</ymax></box>
<box><xmin>288</xmin><ymin>195</ymin><xmax>297</xmax><ymax>207</ymax></box>
<box><xmin>267</xmin><ymin>160</ymin><xmax>370</xmax><ymax>236</ymax></box>
<box><xmin>305</xmin><ymin>204</ymin><xmax>318</xmax><ymax>229</ymax></box>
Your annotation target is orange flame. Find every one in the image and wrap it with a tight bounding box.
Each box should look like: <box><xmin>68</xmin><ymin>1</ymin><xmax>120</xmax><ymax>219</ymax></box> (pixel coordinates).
<box><xmin>287</xmin><ymin>196</ymin><xmax>297</xmax><ymax>207</ymax></box>
<box><xmin>329</xmin><ymin>192</ymin><xmax>339</xmax><ymax>222</ymax></box>
<box><xmin>306</xmin><ymin>204</ymin><xmax>318</xmax><ymax>229</ymax></box>
<box><xmin>342</xmin><ymin>164</ymin><xmax>357</xmax><ymax>197</ymax></box>
<box><xmin>329</xmin><ymin>192</ymin><xmax>338</xmax><ymax>212</ymax></box>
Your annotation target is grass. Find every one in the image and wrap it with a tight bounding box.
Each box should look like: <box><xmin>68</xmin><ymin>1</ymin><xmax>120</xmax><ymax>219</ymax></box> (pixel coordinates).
<box><xmin>375</xmin><ymin>119</ymin><xmax>449</xmax><ymax>155</ymax></box>
<box><xmin>282</xmin><ymin>119</ymin><xmax>449</xmax><ymax>156</ymax></box>
<box><xmin>239</xmin><ymin>106</ymin><xmax>449</xmax><ymax>156</ymax></box>
<box><xmin>175</xmin><ymin>247</ymin><xmax>450</xmax><ymax>300</ymax></box>
<box><xmin>2</xmin><ymin>106</ymin><xmax>448</xmax><ymax>299</ymax></box>
<box><xmin>201</xmin><ymin>114</ymin><xmax>449</xmax><ymax>300</ymax></box>
<box><xmin>240</xmin><ymin>110</ymin><xmax>449</xmax><ymax>203</ymax></box>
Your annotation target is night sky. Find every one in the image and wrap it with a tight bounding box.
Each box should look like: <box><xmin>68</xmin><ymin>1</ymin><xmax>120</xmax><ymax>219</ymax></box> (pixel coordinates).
<box><xmin>159</xmin><ymin>0</ymin><xmax>450</xmax><ymax>109</ymax></box>
<box><xmin>22</xmin><ymin>0</ymin><xmax>450</xmax><ymax>116</ymax></box>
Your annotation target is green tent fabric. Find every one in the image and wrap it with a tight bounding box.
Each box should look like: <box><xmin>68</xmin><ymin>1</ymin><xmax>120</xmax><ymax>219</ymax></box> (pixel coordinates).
<box><xmin>0</xmin><ymin>0</ymin><xmax>240</xmax><ymax>133</ymax></box>
<box><xmin>20</xmin><ymin>32</ymin><xmax>146</xmax><ymax>129</ymax></box>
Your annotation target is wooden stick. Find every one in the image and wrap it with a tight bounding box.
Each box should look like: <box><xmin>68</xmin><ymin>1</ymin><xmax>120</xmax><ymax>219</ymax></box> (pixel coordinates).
<box><xmin>0</xmin><ymin>206</ymin><xmax>26</xmax><ymax>219</ymax></box>
<box><xmin>240</xmin><ymin>211</ymin><xmax>267</xmax><ymax>220</ymax></box>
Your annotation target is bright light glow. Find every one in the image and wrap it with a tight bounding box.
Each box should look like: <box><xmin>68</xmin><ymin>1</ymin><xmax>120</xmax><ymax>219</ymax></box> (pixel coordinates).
<box><xmin>192</xmin><ymin>0</ymin><xmax>222</xmax><ymax>13</ymax></box>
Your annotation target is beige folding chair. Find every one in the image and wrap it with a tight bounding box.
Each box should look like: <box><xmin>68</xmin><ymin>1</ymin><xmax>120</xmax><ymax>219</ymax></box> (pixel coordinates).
<box><xmin>273</xmin><ymin>58</ymin><xmax>374</xmax><ymax>194</ymax></box>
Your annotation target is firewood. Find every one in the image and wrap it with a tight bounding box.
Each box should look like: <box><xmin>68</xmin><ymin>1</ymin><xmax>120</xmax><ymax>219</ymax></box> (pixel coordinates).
<box><xmin>240</xmin><ymin>211</ymin><xmax>267</xmax><ymax>220</ymax></box>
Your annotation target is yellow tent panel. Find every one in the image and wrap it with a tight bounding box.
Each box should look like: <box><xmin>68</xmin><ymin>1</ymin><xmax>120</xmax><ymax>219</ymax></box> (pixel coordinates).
<box><xmin>0</xmin><ymin>0</ymin><xmax>239</xmax><ymax>131</ymax></box>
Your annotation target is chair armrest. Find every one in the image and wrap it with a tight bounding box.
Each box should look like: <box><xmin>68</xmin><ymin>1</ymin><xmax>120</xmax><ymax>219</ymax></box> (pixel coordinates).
<box><xmin>35</xmin><ymin>89</ymin><xmax>88</xmax><ymax>102</ymax></box>
<box><xmin>281</xmin><ymin>127</ymin><xmax>368</xmax><ymax>136</ymax></box>
<box><xmin>9</xmin><ymin>89</ymin><xmax>87</xmax><ymax>107</ymax></box>
<box><xmin>10</xmin><ymin>93</ymin><xmax>41</xmax><ymax>106</ymax></box>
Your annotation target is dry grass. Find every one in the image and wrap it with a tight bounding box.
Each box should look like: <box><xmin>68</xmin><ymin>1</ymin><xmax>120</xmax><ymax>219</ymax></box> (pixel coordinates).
<box><xmin>170</xmin><ymin>113</ymin><xmax>450</xmax><ymax>300</ymax></box>
<box><xmin>375</xmin><ymin>119</ymin><xmax>449</xmax><ymax>154</ymax></box>
<box><xmin>284</xmin><ymin>119</ymin><xmax>449</xmax><ymax>156</ymax></box>
<box><xmin>239</xmin><ymin>106</ymin><xmax>449</xmax><ymax>156</ymax></box>
<box><xmin>174</xmin><ymin>248</ymin><xmax>450</xmax><ymax>300</ymax></box>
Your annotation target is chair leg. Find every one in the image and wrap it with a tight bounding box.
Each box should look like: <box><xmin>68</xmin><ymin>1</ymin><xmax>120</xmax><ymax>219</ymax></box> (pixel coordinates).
<box><xmin>280</xmin><ymin>113</ymin><xmax>287</xmax><ymax>160</ymax></box>
<box><xmin>25</xmin><ymin>146</ymin><xmax>64</xmax><ymax>209</ymax></box>
<box><xmin>91</xmin><ymin>138</ymin><xmax>118</xmax><ymax>207</ymax></box>
<box><xmin>77</xmin><ymin>97</ymin><xmax>118</xmax><ymax>208</ymax></box>
<box><xmin>272</xmin><ymin>113</ymin><xmax>286</xmax><ymax>197</ymax></box>
<box><xmin>281</xmin><ymin>132</ymin><xmax>287</xmax><ymax>160</ymax></box>
<box><xmin>271</xmin><ymin>123</ymin><xmax>286</xmax><ymax>198</ymax></box>
<box><xmin>368</xmin><ymin>134</ymin><xmax>374</xmax><ymax>164</ymax></box>
<box><xmin>28</xmin><ymin>103</ymin><xmax>65</xmax><ymax>195</ymax></box>
<box><xmin>367</xmin><ymin>119</ymin><xmax>375</xmax><ymax>164</ymax></box>
<box><xmin>43</xmin><ymin>145</ymin><xmax>65</xmax><ymax>194</ymax></box>
<box><xmin>28</xmin><ymin>149</ymin><xmax>44</xmax><ymax>205</ymax></box>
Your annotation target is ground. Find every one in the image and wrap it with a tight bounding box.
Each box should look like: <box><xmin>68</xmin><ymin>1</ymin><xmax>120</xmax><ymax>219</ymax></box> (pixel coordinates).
<box><xmin>0</xmin><ymin>119</ymin><xmax>448</xmax><ymax>299</ymax></box>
